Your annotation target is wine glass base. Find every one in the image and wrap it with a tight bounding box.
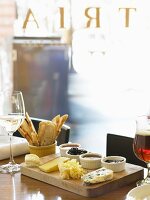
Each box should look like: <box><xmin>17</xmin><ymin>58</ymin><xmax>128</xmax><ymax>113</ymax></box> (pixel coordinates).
<box><xmin>0</xmin><ymin>162</ymin><xmax>20</xmax><ymax>174</ymax></box>
<box><xmin>136</xmin><ymin>178</ymin><xmax>150</xmax><ymax>186</ymax></box>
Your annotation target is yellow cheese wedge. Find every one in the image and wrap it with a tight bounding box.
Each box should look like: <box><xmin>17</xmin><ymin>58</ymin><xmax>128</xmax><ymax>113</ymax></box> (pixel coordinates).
<box><xmin>39</xmin><ymin>157</ymin><xmax>69</xmax><ymax>173</ymax></box>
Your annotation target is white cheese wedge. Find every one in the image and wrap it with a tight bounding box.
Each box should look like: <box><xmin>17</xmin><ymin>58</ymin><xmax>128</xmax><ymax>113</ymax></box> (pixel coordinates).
<box><xmin>25</xmin><ymin>154</ymin><xmax>40</xmax><ymax>167</ymax></box>
<box><xmin>82</xmin><ymin>167</ymin><xmax>113</xmax><ymax>184</ymax></box>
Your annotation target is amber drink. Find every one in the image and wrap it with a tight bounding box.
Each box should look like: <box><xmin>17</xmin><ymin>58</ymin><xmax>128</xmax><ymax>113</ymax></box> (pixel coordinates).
<box><xmin>133</xmin><ymin>115</ymin><xmax>150</xmax><ymax>186</ymax></box>
<box><xmin>133</xmin><ymin>131</ymin><xmax>150</xmax><ymax>162</ymax></box>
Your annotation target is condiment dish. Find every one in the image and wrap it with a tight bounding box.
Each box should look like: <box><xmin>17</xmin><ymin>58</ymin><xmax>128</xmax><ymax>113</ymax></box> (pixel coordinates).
<box><xmin>59</xmin><ymin>143</ymin><xmax>81</xmax><ymax>157</ymax></box>
<box><xmin>79</xmin><ymin>152</ymin><xmax>102</xmax><ymax>169</ymax></box>
<box><xmin>101</xmin><ymin>156</ymin><xmax>126</xmax><ymax>172</ymax></box>
<box><xmin>66</xmin><ymin>147</ymin><xmax>87</xmax><ymax>162</ymax></box>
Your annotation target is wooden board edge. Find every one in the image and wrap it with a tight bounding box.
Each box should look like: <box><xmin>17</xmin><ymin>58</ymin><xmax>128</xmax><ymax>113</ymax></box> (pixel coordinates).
<box><xmin>21</xmin><ymin>166</ymin><xmax>87</xmax><ymax>196</ymax></box>
<box><xmin>21</xmin><ymin>165</ymin><xmax>144</xmax><ymax>197</ymax></box>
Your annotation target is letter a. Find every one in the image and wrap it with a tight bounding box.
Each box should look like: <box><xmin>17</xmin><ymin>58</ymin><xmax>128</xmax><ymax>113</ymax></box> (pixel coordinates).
<box><xmin>22</xmin><ymin>8</ymin><xmax>39</xmax><ymax>29</ymax></box>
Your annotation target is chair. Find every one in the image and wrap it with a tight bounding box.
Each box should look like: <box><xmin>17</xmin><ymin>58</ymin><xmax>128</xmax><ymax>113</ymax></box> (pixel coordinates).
<box><xmin>106</xmin><ymin>133</ymin><xmax>146</xmax><ymax>167</ymax></box>
<box><xmin>14</xmin><ymin>117</ymin><xmax>70</xmax><ymax>146</ymax></box>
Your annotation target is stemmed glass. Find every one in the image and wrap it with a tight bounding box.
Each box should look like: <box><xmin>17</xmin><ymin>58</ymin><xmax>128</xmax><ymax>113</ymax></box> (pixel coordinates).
<box><xmin>133</xmin><ymin>115</ymin><xmax>150</xmax><ymax>186</ymax></box>
<box><xmin>0</xmin><ymin>90</ymin><xmax>25</xmax><ymax>173</ymax></box>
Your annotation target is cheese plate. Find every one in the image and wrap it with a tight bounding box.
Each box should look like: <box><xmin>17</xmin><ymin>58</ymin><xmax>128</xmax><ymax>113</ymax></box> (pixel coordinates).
<box><xmin>21</xmin><ymin>154</ymin><xmax>144</xmax><ymax>197</ymax></box>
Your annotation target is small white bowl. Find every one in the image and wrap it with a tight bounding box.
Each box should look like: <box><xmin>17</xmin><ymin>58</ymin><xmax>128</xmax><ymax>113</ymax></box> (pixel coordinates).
<box><xmin>59</xmin><ymin>143</ymin><xmax>81</xmax><ymax>157</ymax></box>
<box><xmin>101</xmin><ymin>156</ymin><xmax>126</xmax><ymax>172</ymax></box>
<box><xmin>66</xmin><ymin>148</ymin><xmax>88</xmax><ymax>162</ymax></box>
<box><xmin>79</xmin><ymin>152</ymin><xmax>102</xmax><ymax>170</ymax></box>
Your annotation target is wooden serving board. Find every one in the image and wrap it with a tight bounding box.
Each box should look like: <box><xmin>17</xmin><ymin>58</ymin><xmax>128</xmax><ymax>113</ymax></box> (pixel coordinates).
<box><xmin>21</xmin><ymin>154</ymin><xmax>144</xmax><ymax>197</ymax></box>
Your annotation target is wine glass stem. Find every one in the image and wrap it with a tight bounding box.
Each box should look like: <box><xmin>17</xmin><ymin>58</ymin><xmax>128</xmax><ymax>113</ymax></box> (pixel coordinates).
<box><xmin>9</xmin><ymin>133</ymin><xmax>15</xmax><ymax>164</ymax></box>
<box><xmin>146</xmin><ymin>163</ymin><xmax>150</xmax><ymax>179</ymax></box>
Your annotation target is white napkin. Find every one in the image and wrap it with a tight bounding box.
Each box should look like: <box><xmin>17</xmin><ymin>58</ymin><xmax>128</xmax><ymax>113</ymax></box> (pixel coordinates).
<box><xmin>0</xmin><ymin>135</ymin><xmax>29</xmax><ymax>160</ymax></box>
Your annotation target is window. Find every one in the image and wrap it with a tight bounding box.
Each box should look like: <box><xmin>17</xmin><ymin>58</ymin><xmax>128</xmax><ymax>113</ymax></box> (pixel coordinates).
<box><xmin>14</xmin><ymin>0</ymin><xmax>150</xmax><ymax>118</ymax></box>
<box><xmin>71</xmin><ymin>0</ymin><xmax>150</xmax><ymax>118</ymax></box>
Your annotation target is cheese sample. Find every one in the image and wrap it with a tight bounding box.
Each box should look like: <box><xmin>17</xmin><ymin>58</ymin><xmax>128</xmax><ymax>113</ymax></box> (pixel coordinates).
<box><xmin>39</xmin><ymin>157</ymin><xmax>69</xmax><ymax>173</ymax></box>
<box><xmin>58</xmin><ymin>159</ymin><xmax>85</xmax><ymax>180</ymax></box>
<box><xmin>82</xmin><ymin>167</ymin><xmax>113</xmax><ymax>184</ymax></box>
<box><xmin>25</xmin><ymin>154</ymin><xmax>40</xmax><ymax>167</ymax></box>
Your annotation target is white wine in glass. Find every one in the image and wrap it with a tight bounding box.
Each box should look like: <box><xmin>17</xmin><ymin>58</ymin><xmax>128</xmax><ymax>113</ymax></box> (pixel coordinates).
<box><xmin>133</xmin><ymin>115</ymin><xmax>150</xmax><ymax>186</ymax></box>
<box><xmin>0</xmin><ymin>90</ymin><xmax>25</xmax><ymax>173</ymax></box>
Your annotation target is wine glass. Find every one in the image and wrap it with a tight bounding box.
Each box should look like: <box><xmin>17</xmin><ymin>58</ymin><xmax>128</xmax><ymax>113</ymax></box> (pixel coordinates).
<box><xmin>133</xmin><ymin>115</ymin><xmax>150</xmax><ymax>186</ymax></box>
<box><xmin>0</xmin><ymin>90</ymin><xmax>25</xmax><ymax>173</ymax></box>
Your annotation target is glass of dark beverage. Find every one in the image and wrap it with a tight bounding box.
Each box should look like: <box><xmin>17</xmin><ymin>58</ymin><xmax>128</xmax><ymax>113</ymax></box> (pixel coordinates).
<box><xmin>133</xmin><ymin>115</ymin><xmax>150</xmax><ymax>186</ymax></box>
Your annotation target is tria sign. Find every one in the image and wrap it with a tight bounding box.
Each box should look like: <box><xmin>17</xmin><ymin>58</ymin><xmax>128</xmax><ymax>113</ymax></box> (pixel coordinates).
<box><xmin>22</xmin><ymin>7</ymin><xmax>136</xmax><ymax>30</ymax></box>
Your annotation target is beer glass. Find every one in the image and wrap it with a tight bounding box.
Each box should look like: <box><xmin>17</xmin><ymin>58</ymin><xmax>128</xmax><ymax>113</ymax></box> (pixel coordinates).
<box><xmin>133</xmin><ymin>115</ymin><xmax>150</xmax><ymax>186</ymax></box>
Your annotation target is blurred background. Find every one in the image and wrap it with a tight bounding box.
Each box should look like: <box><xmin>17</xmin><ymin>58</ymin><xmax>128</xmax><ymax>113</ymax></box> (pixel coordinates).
<box><xmin>1</xmin><ymin>0</ymin><xmax>150</xmax><ymax>155</ymax></box>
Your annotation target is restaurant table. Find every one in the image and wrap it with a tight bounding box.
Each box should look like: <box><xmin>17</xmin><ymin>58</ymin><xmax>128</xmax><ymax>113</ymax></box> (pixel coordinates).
<box><xmin>0</xmin><ymin>155</ymin><xmax>137</xmax><ymax>200</ymax></box>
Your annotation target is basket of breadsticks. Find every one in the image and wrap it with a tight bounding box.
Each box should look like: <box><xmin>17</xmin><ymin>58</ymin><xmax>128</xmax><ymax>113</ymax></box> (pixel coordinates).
<box><xmin>18</xmin><ymin>112</ymin><xmax>68</xmax><ymax>157</ymax></box>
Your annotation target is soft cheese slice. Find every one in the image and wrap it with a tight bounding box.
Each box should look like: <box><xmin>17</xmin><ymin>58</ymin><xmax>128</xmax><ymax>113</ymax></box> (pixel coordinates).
<box><xmin>39</xmin><ymin>157</ymin><xmax>69</xmax><ymax>173</ymax></box>
<box><xmin>82</xmin><ymin>167</ymin><xmax>113</xmax><ymax>184</ymax></box>
<box><xmin>25</xmin><ymin>154</ymin><xmax>41</xmax><ymax>167</ymax></box>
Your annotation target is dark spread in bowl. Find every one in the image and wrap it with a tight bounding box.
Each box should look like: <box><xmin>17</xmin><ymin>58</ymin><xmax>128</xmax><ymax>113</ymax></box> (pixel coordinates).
<box><xmin>67</xmin><ymin>147</ymin><xmax>87</xmax><ymax>155</ymax></box>
<box><xmin>105</xmin><ymin>159</ymin><xmax>124</xmax><ymax>163</ymax></box>
<box><xmin>83</xmin><ymin>155</ymin><xmax>101</xmax><ymax>160</ymax></box>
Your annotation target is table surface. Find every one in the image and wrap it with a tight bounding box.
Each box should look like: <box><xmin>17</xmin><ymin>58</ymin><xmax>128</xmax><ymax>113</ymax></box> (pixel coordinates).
<box><xmin>0</xmin><ymin>156</ymin><xmax>138</xmax><ymax>200</ymax></box>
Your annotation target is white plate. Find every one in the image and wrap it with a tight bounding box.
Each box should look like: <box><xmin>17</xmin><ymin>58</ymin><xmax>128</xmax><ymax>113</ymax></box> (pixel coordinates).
<box><xmin>126</xmin><ymin>185</ymin><xmax>150</xmax><ymax>200</ymax></box>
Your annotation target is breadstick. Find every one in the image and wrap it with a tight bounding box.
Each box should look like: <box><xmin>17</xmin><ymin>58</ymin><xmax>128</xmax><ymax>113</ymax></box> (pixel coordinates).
<box><xmin>61</xmin><ymin>114</ymin><xmax>68</xmax><ymax>124</ymax></box>
<box><xmin>18</xmin><ymin>127</ymin><xmax>33</xmax><ymax>145</ymax></box>
<box><xmin>31</xmin><ymin>132</ymin><xmax>39</xmax><ymax>146</ymax></box>
<box><xmin>38</xmin><ymin>122</ymin><xmax>46</xmax><ymax>146</ymax></box>
<box><xmin>57</xmin><ymin>114</ymin><xmax>68</xmax><ymax>133</ymax></box>
<box><xmin>25</xmin><ymin>112</ymin><xmax>37</xmax><ymax>134</ymax></box>
<box><xmin>21</xmin><ymin>119</ymin><xmax>31</xmax><ymax>134</ymax></box>
<box><xmin>52</xmin><ymin>114</ymin><xmax>60</xmax><ymax>125</ymax></box>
